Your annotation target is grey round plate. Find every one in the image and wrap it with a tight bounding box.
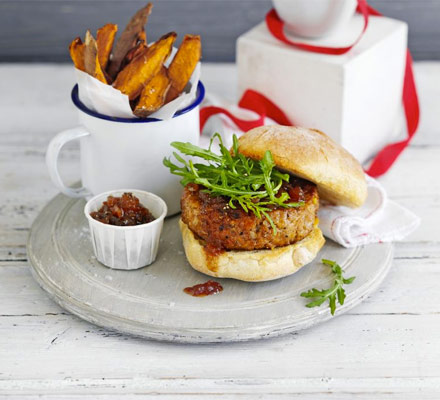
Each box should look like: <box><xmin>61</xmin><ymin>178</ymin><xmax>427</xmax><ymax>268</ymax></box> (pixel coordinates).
<box><xmin>28</xmin><ymin>193</ymin><xmax>393</xmax><ymax>343</ymax></box>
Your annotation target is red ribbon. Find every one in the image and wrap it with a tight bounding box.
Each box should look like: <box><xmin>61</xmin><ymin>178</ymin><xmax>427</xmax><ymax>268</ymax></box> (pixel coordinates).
<box><xmin>200</xmin><ymin>0</ymin><xmax>419</xmax><ymax>177</ymax></box>
<box><xmin>199</xmin><ymin>90</ymin><xmax>293</xmax><ymax>133</ymax></box>
<box><xmin>200</xmin><ymin>105</ymin><xmax>265</xmax><ymax>133</ymax></box>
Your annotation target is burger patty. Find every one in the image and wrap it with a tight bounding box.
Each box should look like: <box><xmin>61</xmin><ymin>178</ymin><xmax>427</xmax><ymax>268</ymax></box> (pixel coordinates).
<box><xmin>181</xmin><ymin>178</ymin><xmax>319</xmax><ymax>251</ymax></box>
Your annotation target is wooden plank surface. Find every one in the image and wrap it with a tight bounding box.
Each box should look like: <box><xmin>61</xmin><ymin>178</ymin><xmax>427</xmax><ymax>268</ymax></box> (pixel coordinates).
<box><xmin>0</xmin><ymin>62</ymin><xmax>440</xmax><ymax>397</ymax></box>
<box><xmin>0</xmin><ymin>0</ymin><xmax>440</xmax><ymax>62</ymax></box>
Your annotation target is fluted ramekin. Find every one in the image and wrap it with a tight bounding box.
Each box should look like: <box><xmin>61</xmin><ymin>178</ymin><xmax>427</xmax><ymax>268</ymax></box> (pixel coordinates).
<box><xmin>84</xmin><ymin>189</ymin><xmax>167</xmax><ymax>270</ymax></box>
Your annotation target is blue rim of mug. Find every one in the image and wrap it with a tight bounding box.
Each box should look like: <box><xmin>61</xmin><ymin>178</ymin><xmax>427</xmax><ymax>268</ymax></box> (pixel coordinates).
<box><xmin>71</xmin><ymin>81</ymin><xmax>205</xmax><ymax>123</ymax></box>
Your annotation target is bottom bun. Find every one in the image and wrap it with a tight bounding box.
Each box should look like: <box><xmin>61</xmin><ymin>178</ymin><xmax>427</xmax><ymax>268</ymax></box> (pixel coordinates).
<box><xmin>179</xmin><ymin>220</ymin><xmax>325</xmax><ymax>282</ymax></box>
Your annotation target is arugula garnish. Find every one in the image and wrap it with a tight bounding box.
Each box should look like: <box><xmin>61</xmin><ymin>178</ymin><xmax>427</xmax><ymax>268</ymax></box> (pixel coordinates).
<box><xmin>301</xmin><ymin>259</ymin><xmax>356</xmax><ymax>315</ymax></box>
<box><xmin>163</xmin><ymin>133</ymin><xmax>304</xmax><ymax>231</ymax></box>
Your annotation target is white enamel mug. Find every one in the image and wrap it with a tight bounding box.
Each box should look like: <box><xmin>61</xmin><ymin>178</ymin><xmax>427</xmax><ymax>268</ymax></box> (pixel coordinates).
<box><xmin>272</xmin><ymin>0</ymin><xmax>357</xmax><ymax>38</ymax></box>
<box><xmin>46</xmin><ymin>83</ymin><xmax>205</xmax><ymax>216</ymax></box>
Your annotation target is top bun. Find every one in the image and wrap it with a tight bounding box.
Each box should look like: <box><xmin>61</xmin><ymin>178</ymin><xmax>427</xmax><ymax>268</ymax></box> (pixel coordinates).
<box><xmin>237</xmin><ymin>126</ymin><xmax>367</xmax><ymax>208</ymax></box>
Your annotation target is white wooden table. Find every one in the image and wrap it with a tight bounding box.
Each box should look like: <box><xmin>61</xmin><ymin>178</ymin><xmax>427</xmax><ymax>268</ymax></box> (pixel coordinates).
<box><xmin>0</xmin><ymin>62</ymin><xmax>440</xmax><ymax>399</ymax></box>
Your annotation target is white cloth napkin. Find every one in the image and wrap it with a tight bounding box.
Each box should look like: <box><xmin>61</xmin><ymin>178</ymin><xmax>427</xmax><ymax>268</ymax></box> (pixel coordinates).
<box><xmin>317</xmin><ymin>176</ymin><xmax>420</xmax><ymax>247</ymax></box>
<box><xmin>200</xmin><ymin>95</ymin><xmax>421</xmax><ymax>248</ymax></box>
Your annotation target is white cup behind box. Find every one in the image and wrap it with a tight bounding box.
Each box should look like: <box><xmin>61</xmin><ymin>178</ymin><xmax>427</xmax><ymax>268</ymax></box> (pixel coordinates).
<box><xmin>272</xmin><ymin>0</ymin><xmax>357</xmax><ymax>38</ymax></box>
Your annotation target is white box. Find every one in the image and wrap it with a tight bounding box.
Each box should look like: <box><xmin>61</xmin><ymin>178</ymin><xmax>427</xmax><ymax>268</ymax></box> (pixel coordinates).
<box><xmin>237</xmin><ymin>15</ymin><xmax>408</xmax><ymax>163</ymax></box>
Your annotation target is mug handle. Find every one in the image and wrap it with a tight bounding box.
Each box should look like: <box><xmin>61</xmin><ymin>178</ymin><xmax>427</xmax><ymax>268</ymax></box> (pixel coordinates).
<box><xmin>46</xmin><ymin>126</ymin><xmax>92</xmax><ymax>198</ymax></box>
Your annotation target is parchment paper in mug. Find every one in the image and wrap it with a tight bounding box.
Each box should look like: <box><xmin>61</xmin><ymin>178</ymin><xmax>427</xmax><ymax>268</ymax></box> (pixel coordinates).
<box><xmin>75</xmin><ymin>46</ymin><xmax>201</xmax><ymax>120</ymax></box>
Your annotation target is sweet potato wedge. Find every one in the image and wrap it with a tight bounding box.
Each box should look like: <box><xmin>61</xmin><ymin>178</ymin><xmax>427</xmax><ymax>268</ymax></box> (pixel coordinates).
<box><xmin>84</xmin><ymin>30</ymin><xmax>107</xmax><ymax>84</ymax></box>
<box><xmin>113</xmin><ymin>32</ymin><xmax>176</xmax><ymax>100</ymax></box>
<box><xmin>121</xmin><ymin>42</ymin><xmax>148</xmax><ymax>71</ymax></box>
<box><xmin>137</xmin><ymin>28</ymin><xmax>147</xmax><ymax>45</ymax></box>
<box><xmin>69</xmin><ymin>37</ymin><xmax>85</xmax><ymax>71</ymax></box>
<box><xmin>166</xmin><ymin>34</ymin><xmax>201</xmax><ymax>103</ymax></box>
<box><xmin>107</xmin><ymin>3</ymin><xmax>153</xmax><ymax>78</ymax></box>
<box><xmin>134</xmin><ymin>67</ymin><xmax>171</xmax><ymax>117</ymax></box>
<box><xmin>96</xmin><ymin>23</ymin><xmax>117</xmax><ymax>70</ymax></box>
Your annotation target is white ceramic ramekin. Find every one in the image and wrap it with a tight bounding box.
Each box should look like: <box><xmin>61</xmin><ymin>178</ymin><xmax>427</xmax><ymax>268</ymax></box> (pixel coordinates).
<box><xmin>84</xmin><ymin>189</ymin><xmax>167</xmax><ymax>270</ymax></box>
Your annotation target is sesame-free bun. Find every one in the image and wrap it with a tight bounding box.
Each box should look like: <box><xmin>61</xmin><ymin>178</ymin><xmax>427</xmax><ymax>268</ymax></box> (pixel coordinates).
<box><xmin>180</xmin><ymin>220</ymin><xmax>325</xmax><ymax>282</ymax></box>
<box><xmin>238</xmin><ymin>126</ymin><xmax>367</xmax><ymax>208</ymax></box>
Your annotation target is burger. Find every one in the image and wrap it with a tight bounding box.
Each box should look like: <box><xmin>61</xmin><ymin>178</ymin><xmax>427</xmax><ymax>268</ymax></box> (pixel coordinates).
<box><xmin>164</xmin><ymin>125</ymin><xmax>367</xmax><ymax>282</ymax></box>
